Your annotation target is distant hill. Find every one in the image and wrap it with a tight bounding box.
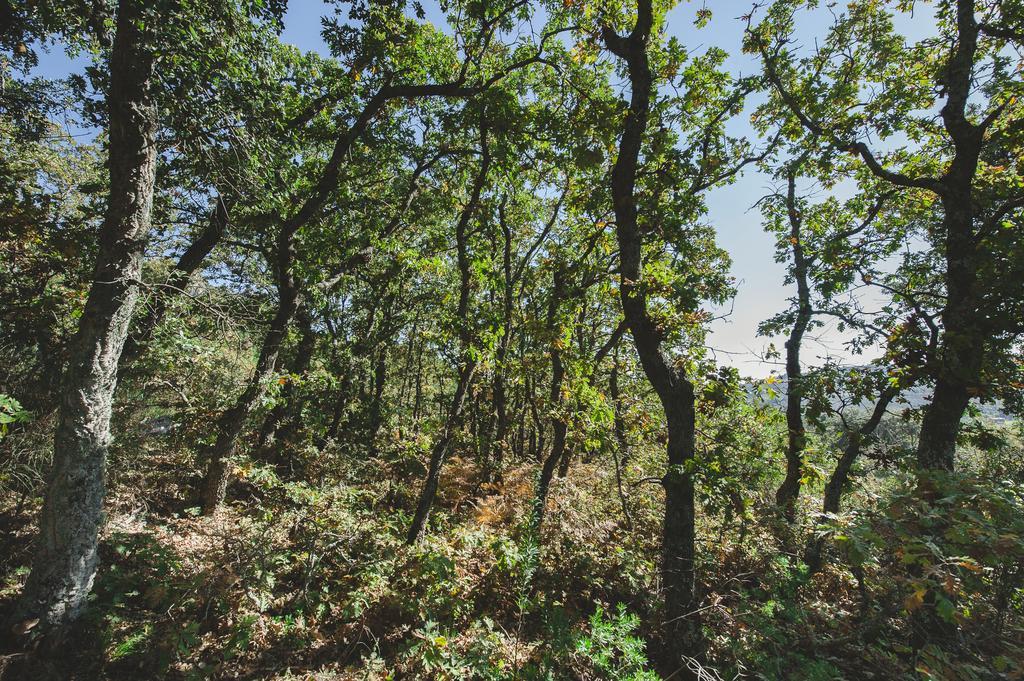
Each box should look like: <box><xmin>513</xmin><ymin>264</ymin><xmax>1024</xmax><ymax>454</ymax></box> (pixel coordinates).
<box><xmin>745</xmin><ymin>373</ymin><xmax>1013</xmax><ymax>424</ymax></box>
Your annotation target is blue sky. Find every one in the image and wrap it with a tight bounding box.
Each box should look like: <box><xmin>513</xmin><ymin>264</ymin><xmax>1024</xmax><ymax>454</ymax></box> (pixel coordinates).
<box><xmin>30</xmin><ymin>1</ymin><xmax>937</xmax><ymax>377</ymax></box>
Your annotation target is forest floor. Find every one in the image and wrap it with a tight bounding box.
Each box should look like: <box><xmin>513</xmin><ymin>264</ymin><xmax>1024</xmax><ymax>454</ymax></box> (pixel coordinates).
<box><xmin>0</xmin><ymin>435</ymin><xmax>1013</xmax><ymax>680</ymax></box>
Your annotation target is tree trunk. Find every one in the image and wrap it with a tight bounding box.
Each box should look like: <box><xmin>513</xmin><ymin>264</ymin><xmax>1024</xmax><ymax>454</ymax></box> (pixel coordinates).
<box><xmin>406</xmin><ymin>359</ymin><xmax>477</xmax><ymax>543</ymax></box>
<box><xmin>610</xmin><ymin>355</ymin><xmax>633</xmax><ymax>528</ymax></box>
<box><xmin>556</xmin><ymin>440</ymin><xmax>571</xmax><ymax>478</ymax></box>
<box><xmin>527</xmin><ymin>374</ymin><xmax>544</xmax><ymax>462</ymax></box>
<box><xmin>915</xmin><ymin>0</ymin><xmax>984</xmax><ymax>473</ymax></box>
<box><xmin>915</xmin><ymin>184</ymin><xmax>980</xmax><ymax>472</ymax></box>
<box><xmin>399</xmin><ymin>311</ymin><xmax>419</xmax><ymax>413</ymax></box>
<box><xmin>200</xmin><ymin>258</ymin><xmax>301</xmax><ymax>513</ymax></box>
<box><xmin>490</xmin><ymin>367</ymin><xmax>508</xmax><ymax>478</ymax></box>
<box><xmin>262</xmin><ymin>307</ymin><xmax>316</xmax><ymax>472</ymax></box>
<box><xmin>12</xmin><ymin>0</ymin><xmax>158</xmax><ymax>632</ymax></box>
<box><xmin>514</xmin><ymin>332</ymin><xmax>527</xmax><ymax>460</ymax></box>
<box><xmin>775</xmin><ymin>171</ymin><xmax>812</xmax><ymax>521</ymax></box>
<box><xmin>661</xmin><ymin>389</ymin><xmax>698</xmax><ymax>642</ymax></box>
<box><xmin>486</xmin><ymin>204</ymin><xmax>515</xmax><ymax>482</ymax></box>
<box><xmin>412</xmin><ymin>336</ymin><xmax>425</xmax><ymax>430</ymax></box>
<box><xmin>535</xmin><ymin>268</ymin><xmax>566</xmax><ymax>528</ymax></box>
<box><xmin>603</xmin><ymin>1</ymin><xmax>703</xmax><ymax>662</ymax></box>
<box><xmin>367</xmin><ymin>345</ymin><xmax>389</xmax><ymax>447</ymax></box>
<box><xmin>805</xmin><ymin>387</ymin><xmax>896</xmax><ymax>572</ymax></box>
<box><xmin>406</xmin><ymin>117</ymin><xmax>490</xmax><ymax>543</ymax></box>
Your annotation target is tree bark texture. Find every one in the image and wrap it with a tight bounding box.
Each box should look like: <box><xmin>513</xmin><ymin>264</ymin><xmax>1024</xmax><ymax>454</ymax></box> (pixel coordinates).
<box><xmin>13</xmin><ymin>0</ymin><xmax>158</xmax><ymax>631</ymax></box>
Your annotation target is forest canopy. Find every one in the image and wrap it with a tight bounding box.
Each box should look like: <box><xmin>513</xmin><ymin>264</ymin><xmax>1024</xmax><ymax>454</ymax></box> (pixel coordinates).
<box><xmin>0</xmin><ymin>0</ymin><xmax>1022</xmax><ymax>679</ymax></box>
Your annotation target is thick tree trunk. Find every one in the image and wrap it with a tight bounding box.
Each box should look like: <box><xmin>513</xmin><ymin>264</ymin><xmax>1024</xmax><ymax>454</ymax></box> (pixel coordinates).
<box><xmin>534</xmin><ymin>424</ymin><xmax>564</xmax><ymax>529</ymax></box>
<box><xmin>915</xmin><ymin>0</ymin><xmax>984</xmax><ymax>473</ymax></box>
<box><xmin>661</xmin><ymin>387</ymin><xmax>698</xmax><ymax>638</ymax></box>
<box><xmin>12</xmin><ymin>0</ymin><xmax>158</xmax><ymax>632</ymax></box>
<box><xmin>603</xmin><ymin>1</ymin><xmax>703</xmax><ymax>662</ymax></box>
<box><xmin>914</xmin><ymin>195</ymin><xmax>979</xmax><ymax>472</ymax></box>
<box><xmin>916</xmin><ymin>378</ymin><xmax>970</xmax><ymax>471</ymax></box>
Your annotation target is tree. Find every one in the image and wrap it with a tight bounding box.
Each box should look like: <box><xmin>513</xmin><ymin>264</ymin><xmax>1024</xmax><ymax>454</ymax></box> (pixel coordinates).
<box><xmin>10</xmin><ymin>0</ymin><xmax>286</xmax><ymax>633</ymax></box>
<box><xmin>11</xmin><ymin>0</ymin><xmax>160</xmax><ymax>633</ymax></box>
<box><xmin>406</xmin><ymin>111</ymin><xmax>491</xmax><ymax>543</ymax></box>
<box><xmin>199</xmin><ymin>0</ymin><xmax>559</xmax><ymax>513</ymax></box>
<box><xmin>595</xmin><ymin>0</ymin><xmax>763</xmax><ymax>665</ymax></box>
<box><xmin>759</xmin><ymin>151</ymin><xmax>895</xmax><ymax>521</ymax></box>
<box><xmin>749</xmin><ymin>0</ymin><xmax>1024</xmax><ymax>473</ymax></box>
<box><xmin>602</xmin><ymin>3</ymin><xmax>708</xmax><ymax>659</ymax></box>
<box><xmin>751</xmin><ymin>0</ymin><xmax>1024</xmax><ymax>648</ymax></box>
